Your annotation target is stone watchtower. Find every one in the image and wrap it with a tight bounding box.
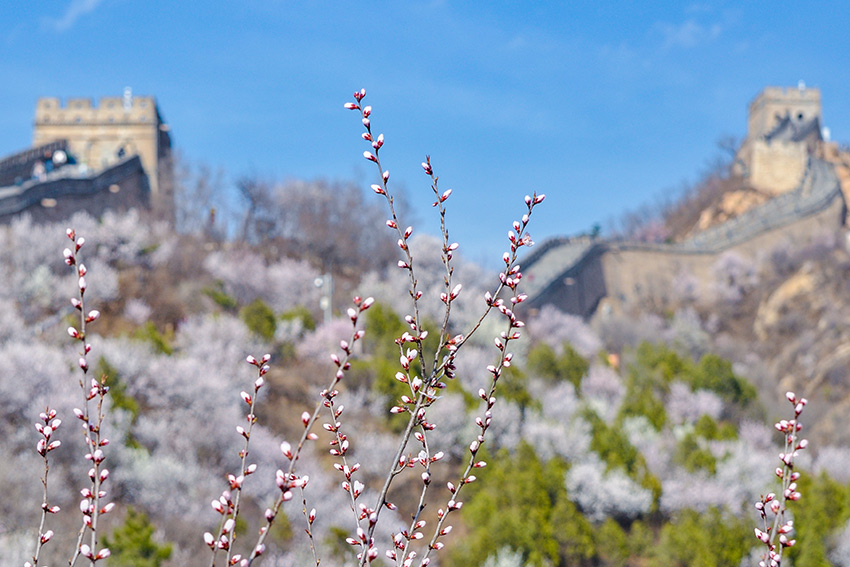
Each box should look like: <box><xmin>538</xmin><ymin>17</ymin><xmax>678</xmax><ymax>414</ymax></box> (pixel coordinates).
<box><xmin>736</xmin><ymin>84</ymin><xmax>823</xmax><ymax>195</ymax></box>
<box><xmin>32</xmin><ymin>88</ymin><xmax>173</xmax><ymax>217</ymax></box>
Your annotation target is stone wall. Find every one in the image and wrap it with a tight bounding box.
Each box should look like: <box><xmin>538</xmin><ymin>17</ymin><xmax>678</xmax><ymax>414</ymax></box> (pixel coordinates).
<box><xmin>0</xmin><ymin>156</ymin><xmax>150</xmax><ymax>224</ymax></box>
<box><xmin>746</xmin><ymin>139</ymin><xmax>809</xmax><ymax>194</ymax></box>
<box><xmin>600</xmin><ymin>194</ymin><xmax>845</xmax><ymax>314</ymax></box>
<box><xmin>526</xmin><ymin>157</ymin><xmax>846</xmax><ymax>318</ymax></box>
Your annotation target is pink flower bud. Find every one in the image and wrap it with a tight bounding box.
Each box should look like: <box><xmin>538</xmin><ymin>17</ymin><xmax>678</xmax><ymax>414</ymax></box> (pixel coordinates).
<box><xmin>363</xmin><ymin>151</ymin><xmax>377</xmax><ymax>162</ymax></box>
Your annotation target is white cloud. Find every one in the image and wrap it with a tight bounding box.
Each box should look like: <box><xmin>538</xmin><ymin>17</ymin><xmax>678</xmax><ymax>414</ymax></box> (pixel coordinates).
<box><xmin>655</xmin><ymin>18</ymin><xmax>722</xmax><ymax>49</ymax></box>
<box><xmin>48</xmin><ymin>0</ymin><xmax>106</xmax><ymax>32</ymax></box>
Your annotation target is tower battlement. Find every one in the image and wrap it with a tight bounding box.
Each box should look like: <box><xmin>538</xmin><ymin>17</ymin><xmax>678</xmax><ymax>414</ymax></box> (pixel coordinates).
<box><xmin>34</xmin><ymin>95</ymin><xmax>161</xmax><ymax>126</ymax></box>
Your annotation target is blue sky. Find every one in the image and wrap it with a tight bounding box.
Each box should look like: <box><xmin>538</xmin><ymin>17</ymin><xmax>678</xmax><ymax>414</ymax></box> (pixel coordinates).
<box><xmin>1</xmin><ymin>1</ymin><xmax>849</xmax><ymax>265</ymax></box>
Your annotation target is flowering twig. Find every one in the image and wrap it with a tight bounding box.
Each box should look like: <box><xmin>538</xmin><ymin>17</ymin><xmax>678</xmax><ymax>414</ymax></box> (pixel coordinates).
<box><xmin>27</xmin><ymin>408</ymin><xmax>62</xmax><ymax>567</ymax></box>
<box><xmin>754</xmin><ymin>391</ymin><xmax>809</xmax><ymax>567</ymax></box>
<box><xmin>235</xmin><ymin>297</ymin><xmax>372</xmax><ymax>567</ymax></box>
<box><xmin>204</xmin><ymin>354</ymin><xmax>269</xmax><ymax>567</ymax></box>
<box><xmin>63</xmin><ymin>229</ymin><xmax>113</xmax><ymax>566</ymax></box>
<box><xmin>346</xmin><ymin>89</ymin><xmax>544</xmax><ymax>566</ymax></box>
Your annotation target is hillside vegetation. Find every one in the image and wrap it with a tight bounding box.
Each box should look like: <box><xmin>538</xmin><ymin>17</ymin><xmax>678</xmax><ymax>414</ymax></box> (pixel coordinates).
<box><xmin>4</xmin><ymin>170</ymin><xmax>850</xmax><ymax>566</ymax></box>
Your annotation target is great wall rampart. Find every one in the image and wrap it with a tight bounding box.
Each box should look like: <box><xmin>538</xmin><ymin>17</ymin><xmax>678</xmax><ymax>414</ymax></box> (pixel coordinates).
<box><xmin>524</xmin><ymin>155</ymin><xmax>847</xmax><ymax>318</ymax></box>
<box><xmin>0</xmin><ymin>155</ymin><xmax>150</xmax><ymax>223</ymax></box>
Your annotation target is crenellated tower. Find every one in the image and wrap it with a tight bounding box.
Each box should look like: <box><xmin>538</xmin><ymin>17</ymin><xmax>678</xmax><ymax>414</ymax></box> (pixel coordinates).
<box><xmin>32</xmin><ymin>88</ymin><xmax>173</xmax><ymax>217</ymax></box>
<box><xmin>736</xmin><ymin>84</ymin><xmax>824</xmax><ymax>195</ymax></box>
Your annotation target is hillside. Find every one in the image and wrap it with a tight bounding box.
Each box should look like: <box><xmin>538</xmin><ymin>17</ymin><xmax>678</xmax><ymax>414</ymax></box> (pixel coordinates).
<box><xmin>2</xmin><ymin>187</ymin><xmax>849</xmax><ymax>567</ymax></box>
<box><xmin>4</xmin><ymin>86</ymin><xmax>850</xmax><ymax>566</ymax></box>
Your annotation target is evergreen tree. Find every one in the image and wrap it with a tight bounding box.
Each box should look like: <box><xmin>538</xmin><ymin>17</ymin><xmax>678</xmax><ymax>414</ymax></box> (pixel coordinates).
<box><xmin>102</xmin><ymin>508</ymin><xmax>172</xmax><ymax>567</ymax></box>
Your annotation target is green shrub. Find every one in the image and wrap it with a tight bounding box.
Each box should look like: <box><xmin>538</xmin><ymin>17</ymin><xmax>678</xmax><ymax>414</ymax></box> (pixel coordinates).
<box><xmin>498</xmin><ymin>365</ymin><xmax>539</xmax><ymax>413</ymax></box>
<box><xmin>527</xmin><ymin>342</ymin><xmax>589</xmax><ymax>391</ymax></box>
<box><xmin>694</xmin><ymin>414</ymin><xmax>737</xmax><ymax>441</ymax></box>
<box><xmin>617</xmin><ymin>374</ymin><xmax>668</xmax><ymax>430</ymax></box>
<box><xmin>692</xmin><ymin>353</ymin><xmax>757</xmax><ymax>406</ymax></box>
<box><xmin>552</xmin><ymin>497</ymin><xmax>596</xmax><ymax>566</ymax></box>
<box><xmin>596</xmin><ymin>518</ymin><xmax>629</xmax><ymax>567</ymax></box>
<box><xmin>102</xmin><ymin>508</ymin><xmax>172</xmax><ymax>567</ymax></box>
<box><xmin>281</xmin><ymin>304</ymin><xmax>316</xmax><ymax>332</ymax></box>
<box><xmin>133</xmin><ymin>321</ymin><xmax>174</xmax><ymax>355</ymax></box>
<box><xmin>449</xmin><ymin>444</ymin><xmax>562</xmax><ymax>567</ymax></box>
<box><xmin>354</xmin><ymin>302</ymin><xmax>441</xmax><ymax>417</ymax></box>
<box><xmin>96</xmin><ymin>356</ymin><xmax>140</xmax><ymax>421</ymax></box>
<box><xmin>631</xmin><ymin>342</ymin><xmax>758</xmax><ymax>415</ymax></box>
<box><xmin>649</xmin><ymin>508</ymin><xmax>750</xmax><ymax>567</ymax></box>
<box><xmin>203</xmin><ymin>281</ymin><xmax>238</xmax><ymax>311</ymax></box>
<box><xmin>585</xmin><ymin>409</ymin><xmax>641</xmax><ymax>474</ymax></box>
<box><xmin>786</xmin><ymin>472</ymin><xmax>850</xmax><ymax>567</ymax></box>
<box><xmin>240</xmin><ymin>298</ymin><xmax>277</xmax><ymax>341</ymax></box>
<box><xmin>673</xmin><ymin>432</ymin><xmax>717</xmax><ymax>475</ymax></box>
